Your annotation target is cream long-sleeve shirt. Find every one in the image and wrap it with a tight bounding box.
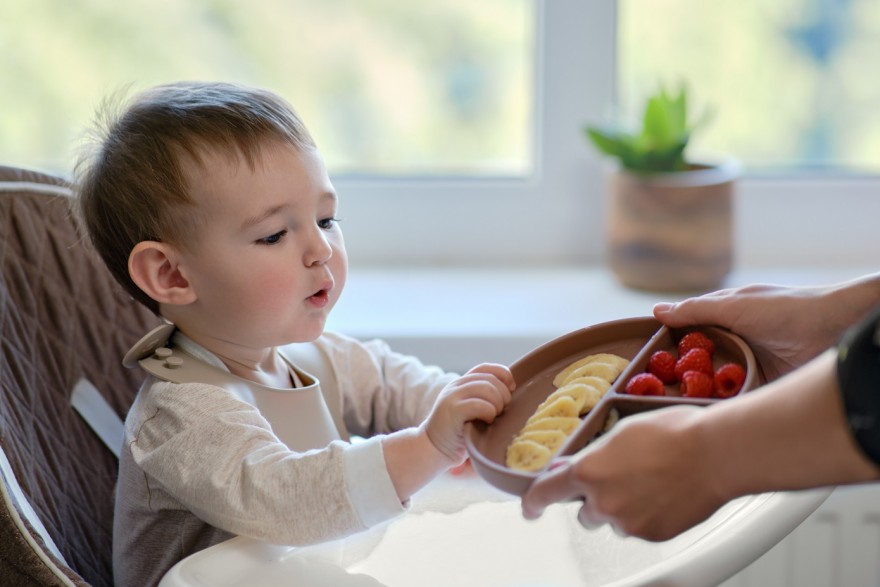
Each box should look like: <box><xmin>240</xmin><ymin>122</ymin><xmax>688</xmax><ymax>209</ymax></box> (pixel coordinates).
<box><xmin>113</xmin><ymin>331</ymin><xmax>455</xmax><ymax>587</ymax></box>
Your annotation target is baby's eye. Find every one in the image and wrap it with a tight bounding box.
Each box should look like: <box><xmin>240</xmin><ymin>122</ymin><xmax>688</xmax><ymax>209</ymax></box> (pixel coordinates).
<box><xmin>257</xmin><ymin>230</ymin><xmax>287</xmax><ymax>245</ymax></box>
<box><xmin>318</xmin><ymin>217</ymin><xmax>341</xmax><ymax>230</ymax></box>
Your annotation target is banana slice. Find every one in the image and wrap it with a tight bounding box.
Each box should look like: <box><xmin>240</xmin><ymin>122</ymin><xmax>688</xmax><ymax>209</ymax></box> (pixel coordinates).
<box><xmin>562</xmin><ymin>375</ymin><xmax>612</xmax><ymax>395</ymax></box>
<box><xmin>520</xmin><ymin>416</ymin><xmax>582</xmax><ymax>436</ymax></box>
<box><xmin>503</xmin><ymin>351</ymin><xmax>629</xmax><ymax>471</ymax></box>
<box><xmin>540</xmin><ymin>383</ymin><xmax>589</xmax><ymax>413</ymax></box>
<box><xmin>543</xmin><ymin>382</ymin><xmax>603</xmax><ymax>416</ymax></box>
<box><xmin>553</xmin><ymin>353</ymin><xmax>630</xmax><ymax>387</ymax></box>
<box><xmin>525</xmin><ymin>395</ymin><xmax>579</xmax><ymax>425</ymax></box>
<box><xmin>557</xmin><ymin>362</ymin><xmax>623</xmax><ymax>387</ymax></box>
<box><xmin>578</xmin><ymin>385</ymin><xmax>605</xmax><ymax>415</ymax></box>
<box><xmin>603</xmin><ymin>408</ymin><xmax>620</xmax><ymax>433</ymax></box>
<box><xmin>514</xmin><ymin>429</ymin><xmax>569</xmax><ymax>453</ymax></box>
<box><xmin>506</xmin><ymin>439</ymin><xmax>553</xmax><ymax>472</ymax></box>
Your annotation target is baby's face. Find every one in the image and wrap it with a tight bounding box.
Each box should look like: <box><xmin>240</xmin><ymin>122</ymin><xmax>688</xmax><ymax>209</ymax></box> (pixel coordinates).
<box><xmin>172</xmin><ymin>141</ymin><xmax>347</xmax><ymax>350</ymax></box>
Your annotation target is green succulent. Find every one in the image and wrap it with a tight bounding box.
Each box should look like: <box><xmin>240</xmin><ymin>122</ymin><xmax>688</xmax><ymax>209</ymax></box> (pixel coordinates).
<box><xmin>585</xmin><ymin>86</ymin><xmax>707</xmax><ymax>173</ymax></box>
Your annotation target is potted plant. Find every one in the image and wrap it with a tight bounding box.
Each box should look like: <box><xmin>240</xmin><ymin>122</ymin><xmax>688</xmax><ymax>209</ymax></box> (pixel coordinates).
<box><xmin>586</xmin><ymin>85</ymin><xmax>739</xmax><ymax>292</ymax></box>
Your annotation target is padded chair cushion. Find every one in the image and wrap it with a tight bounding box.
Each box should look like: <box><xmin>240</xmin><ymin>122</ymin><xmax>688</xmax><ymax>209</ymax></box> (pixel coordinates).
<box><xmin>0</xmin><ymin>165</ymin><xmax>158</xmax><ymax>586</ymax></box>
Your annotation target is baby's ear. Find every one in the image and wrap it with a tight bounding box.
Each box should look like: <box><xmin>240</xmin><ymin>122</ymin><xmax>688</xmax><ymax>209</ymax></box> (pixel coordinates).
<box><xmin>128</xmin><ymin>241</ymin><xmax>197</xmax><ymax>306</ymax></box>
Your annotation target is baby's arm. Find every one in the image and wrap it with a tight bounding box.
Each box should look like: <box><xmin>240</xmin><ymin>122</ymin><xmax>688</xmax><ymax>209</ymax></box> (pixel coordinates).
<box><xmin>125</xmin><ymin>364</ymin><xmax>509</xmax><ymax>547</ymax></box>
<box><xmin>381</xmin><ymin>363</ymin><xmax>515</xmax><ymax>501</ymax></box>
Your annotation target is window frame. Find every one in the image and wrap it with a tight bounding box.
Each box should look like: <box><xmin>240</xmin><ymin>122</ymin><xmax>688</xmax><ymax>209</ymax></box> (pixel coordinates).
<box><xmin>333</xmin><ymin>0</ymin><xmax>880</xmax><ymax>269</ymax></box>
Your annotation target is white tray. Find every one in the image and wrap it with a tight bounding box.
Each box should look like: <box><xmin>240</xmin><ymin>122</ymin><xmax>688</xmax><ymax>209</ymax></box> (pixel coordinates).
<box><xmin>158</xmin><ymin>468</ymin><xmax>828</xmax><ymax>587</ymax></box>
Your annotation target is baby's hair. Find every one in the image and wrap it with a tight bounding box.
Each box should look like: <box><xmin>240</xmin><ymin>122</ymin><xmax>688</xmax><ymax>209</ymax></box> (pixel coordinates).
<box><xmin>74</xmin><ymin>81</ymin><xmax>315</xmax><ymax>313</ymax></box>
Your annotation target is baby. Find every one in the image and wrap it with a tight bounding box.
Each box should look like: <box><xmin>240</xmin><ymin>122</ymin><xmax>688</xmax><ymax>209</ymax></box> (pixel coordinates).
<box><xmin>74</xmin><ymin>81</ymin><xmax>514</xmax><ymax>586</ymax></box>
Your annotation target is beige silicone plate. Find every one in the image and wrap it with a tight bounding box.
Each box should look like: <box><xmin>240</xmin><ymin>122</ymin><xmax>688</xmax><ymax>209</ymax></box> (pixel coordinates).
<box><xmin>465</xmin><ymin>317</ymin><xmax>760</xmax><ymax>496</ymax></box>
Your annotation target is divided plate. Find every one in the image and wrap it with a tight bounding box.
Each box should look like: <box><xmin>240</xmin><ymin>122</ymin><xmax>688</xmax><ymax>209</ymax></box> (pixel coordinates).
<box><xmin>464</xmin><ymin>317</ymin><xmax>760</xmax><ymax>495</ymax></box>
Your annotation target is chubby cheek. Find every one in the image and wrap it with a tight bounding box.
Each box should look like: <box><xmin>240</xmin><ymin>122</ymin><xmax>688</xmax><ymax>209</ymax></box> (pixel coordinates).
<box><xmin>194</xmin><ymin>254</ymin><xmax>288</xmax><ymax>311</ymax></box>
<box><xmin>247</xmin><ymin>269</ymin><xmax>300</xmax><ymax>312</ymax></box>
<box><xmin>329</xmin><ymin>246</ymin><xmax>348</xmax><ymax>301</ymax></box>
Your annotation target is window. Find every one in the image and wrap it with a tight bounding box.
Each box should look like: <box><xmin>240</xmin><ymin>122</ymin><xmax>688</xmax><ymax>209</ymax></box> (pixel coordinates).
<box><xmin>3</xmin><ymin>1</ymin><xmax>875</xmax><ymax>269</ymax></box>
<box><xmin>2</xmin><ymin>1</ymin><xmax>605</xmax><ymax>267</ymax></box>
<box><xmin>619</xmin><ymin>0</ymin><xmax>880</xmax><ymax>174</ymax></box>
<box><xmin>1</xmin><ymin>0</ymin><xmax>534</xmax><ymax>176</ymax></box>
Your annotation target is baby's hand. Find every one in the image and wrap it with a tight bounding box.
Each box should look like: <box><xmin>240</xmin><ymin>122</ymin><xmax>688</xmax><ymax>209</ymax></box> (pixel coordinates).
<box><xmin>423</xmin><ymin>363</ymin><xmax>515</xmax><ymax>463</ymax></box>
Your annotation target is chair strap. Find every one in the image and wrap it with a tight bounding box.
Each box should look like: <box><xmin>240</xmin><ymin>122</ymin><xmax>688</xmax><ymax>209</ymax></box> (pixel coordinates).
<box><xmin>70</xmin><ymin>378</ymin><xmax>124</xmax><ymax>459</ymax></box>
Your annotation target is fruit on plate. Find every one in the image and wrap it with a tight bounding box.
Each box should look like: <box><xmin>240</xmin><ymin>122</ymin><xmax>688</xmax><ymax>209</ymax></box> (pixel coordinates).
<box><xmin>625</xmin><ymin>373</ymin><xmax>666</xmax><ymax>396</ymax></box>
<box><xmin>506</xmin><ymin>352</ymin><xmax>630</xmax><ymax>471</ymax></box>
<box><xmin>677</xmin><ymin>331</ymin><xmax>716</xmax><ymax>357</ymax></box>
<box><xmin>647</xmin><ymin>350</ymin><xmax>677</xmax><ymax>384</ymax></box>
<box><xmin>714</xmin><ymin>363</ymin><xmax>747</xmax><ymax>398</ymax></box>
<box><xmin>623</xmin><ymin>331</ymin><xmax>747</xmax><ymax>400</ymax></box>
<box><xmin>674</xmin><ymin>348</ymin><xmax>714</xmax><ymax>381</ymax></box>
<box><xmin>680</xmin><ymin>370</ymin><xmax>714</xmax><ymax>398</ymax></box>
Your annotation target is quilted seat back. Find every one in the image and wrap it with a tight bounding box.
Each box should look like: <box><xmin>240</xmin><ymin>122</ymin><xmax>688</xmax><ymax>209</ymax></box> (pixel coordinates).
<box><xmin>0</xmin><ymin>166</ymin><xmax>158</xmax><ymax>586</ymax></box>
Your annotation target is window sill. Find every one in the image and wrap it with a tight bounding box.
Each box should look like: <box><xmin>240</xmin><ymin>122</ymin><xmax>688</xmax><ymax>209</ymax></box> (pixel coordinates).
<box><xmin>327</xmin><ymin>265</ymin><xmax>875</xmax><ymax>372</ymax></box>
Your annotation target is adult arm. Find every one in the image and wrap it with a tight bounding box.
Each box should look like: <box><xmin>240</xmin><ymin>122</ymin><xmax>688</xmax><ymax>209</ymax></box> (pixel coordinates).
<box><xmin>654</xmin><ymin>272</ymin><xmax>880</xmax><ymax>380</ymax></box>
<box><xmin>521</xmin><ymin>350</ymin><xmax>880</xmax><ymax>541</ymax></box>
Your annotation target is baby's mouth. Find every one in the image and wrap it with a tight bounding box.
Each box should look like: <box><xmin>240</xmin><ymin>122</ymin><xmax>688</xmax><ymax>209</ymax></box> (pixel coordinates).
<box><xmin>308</xmin><ymin>277</ymin><xmax>334</xmax><ymax>305</ymax></box>
<box><xmin>309</xmin><ymin>289</ymin><xmax>329</xmax><ymax>303</ymax></box>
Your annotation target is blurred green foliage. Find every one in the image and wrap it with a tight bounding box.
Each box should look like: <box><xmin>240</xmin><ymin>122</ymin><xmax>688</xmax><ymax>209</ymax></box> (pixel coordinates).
<box><xmin>0</xmin><ymin>0</ymin><xmax>532</xmax><ymax>175</ymax></box>
<box><xmin>619</xmin><ymin>0</ymin><xmax>880</xmax><ymax>173</ymax></box>
<box><xmin>586</xmin><ymin>86</ymin><xmax>707</xmax><ymax>173</ymax></box>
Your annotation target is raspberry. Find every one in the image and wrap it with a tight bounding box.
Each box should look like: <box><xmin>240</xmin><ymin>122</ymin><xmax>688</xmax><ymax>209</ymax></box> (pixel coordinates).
<box><xmin>681</xmin><ymin>371</ymin><xmax>714</xmax><ymax>398</ymax></box>
<box><xmin>625</xmin><ymin>373</ymin><xmax>666</xmax><ymax>396</ymax></box>
<box><xmin>647</xmin><ymin>350</ymin><xmax>677</xmax><ymax>384</ymax></box>
<box><xmin>714</xmin><ymin>363</ymin><xmax>746</xmax><ymax>398</ymax></box>
<box><xmin>678</xmin><ymin>332</ymin><xmax>716</xmax><ymax>357</ymax></box>
<box><xmin>674</xmin><ymin>348</ymin><xmax>714</xmax><ymax>381</ymax></box>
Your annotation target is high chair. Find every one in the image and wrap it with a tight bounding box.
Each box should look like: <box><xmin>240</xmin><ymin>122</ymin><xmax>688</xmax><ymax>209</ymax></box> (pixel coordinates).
<box><xmin>0</xmin><ymin>165</ymin><xmax>158</xmax><ymax>586</ymax></box>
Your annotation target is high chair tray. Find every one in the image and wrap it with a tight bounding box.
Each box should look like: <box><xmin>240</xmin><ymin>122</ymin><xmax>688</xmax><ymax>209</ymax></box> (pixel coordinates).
<box><xmin>159</xmin><ymin>470</ymin><xmax>828</xmax><ymax>587</ymax></box>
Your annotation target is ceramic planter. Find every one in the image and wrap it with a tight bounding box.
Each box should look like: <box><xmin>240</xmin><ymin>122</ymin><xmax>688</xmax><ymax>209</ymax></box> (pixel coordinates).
<box><xmin>606</xmin><ymin>159</ymin><xmax>739</xmax><ymax>292</ymax></box>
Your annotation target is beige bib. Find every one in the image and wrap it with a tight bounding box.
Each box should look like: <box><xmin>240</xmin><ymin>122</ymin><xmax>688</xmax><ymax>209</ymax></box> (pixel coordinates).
<box><xmin>124</xmin><ymin>324</ymin><xmax>342</xmax><ymax>452</ymax></box>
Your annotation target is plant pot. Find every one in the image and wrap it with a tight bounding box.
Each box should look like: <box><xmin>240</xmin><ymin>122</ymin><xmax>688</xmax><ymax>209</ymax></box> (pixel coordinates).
<box><xmin>606</xmin><ymin>159</ymin><xmax>739</xmax><ymax>292</ymax></box>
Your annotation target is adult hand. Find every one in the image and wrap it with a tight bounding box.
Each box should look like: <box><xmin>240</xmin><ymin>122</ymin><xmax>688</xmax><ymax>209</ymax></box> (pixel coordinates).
<box><xmin>521</xmin><ymin>405</ymin><xmax>725</xmax><ymax>541</ymax></box>
<box><xmin>654</xmin><ymin>276</ymin><xmax>880</xmax><ymax>380</ymax></box>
